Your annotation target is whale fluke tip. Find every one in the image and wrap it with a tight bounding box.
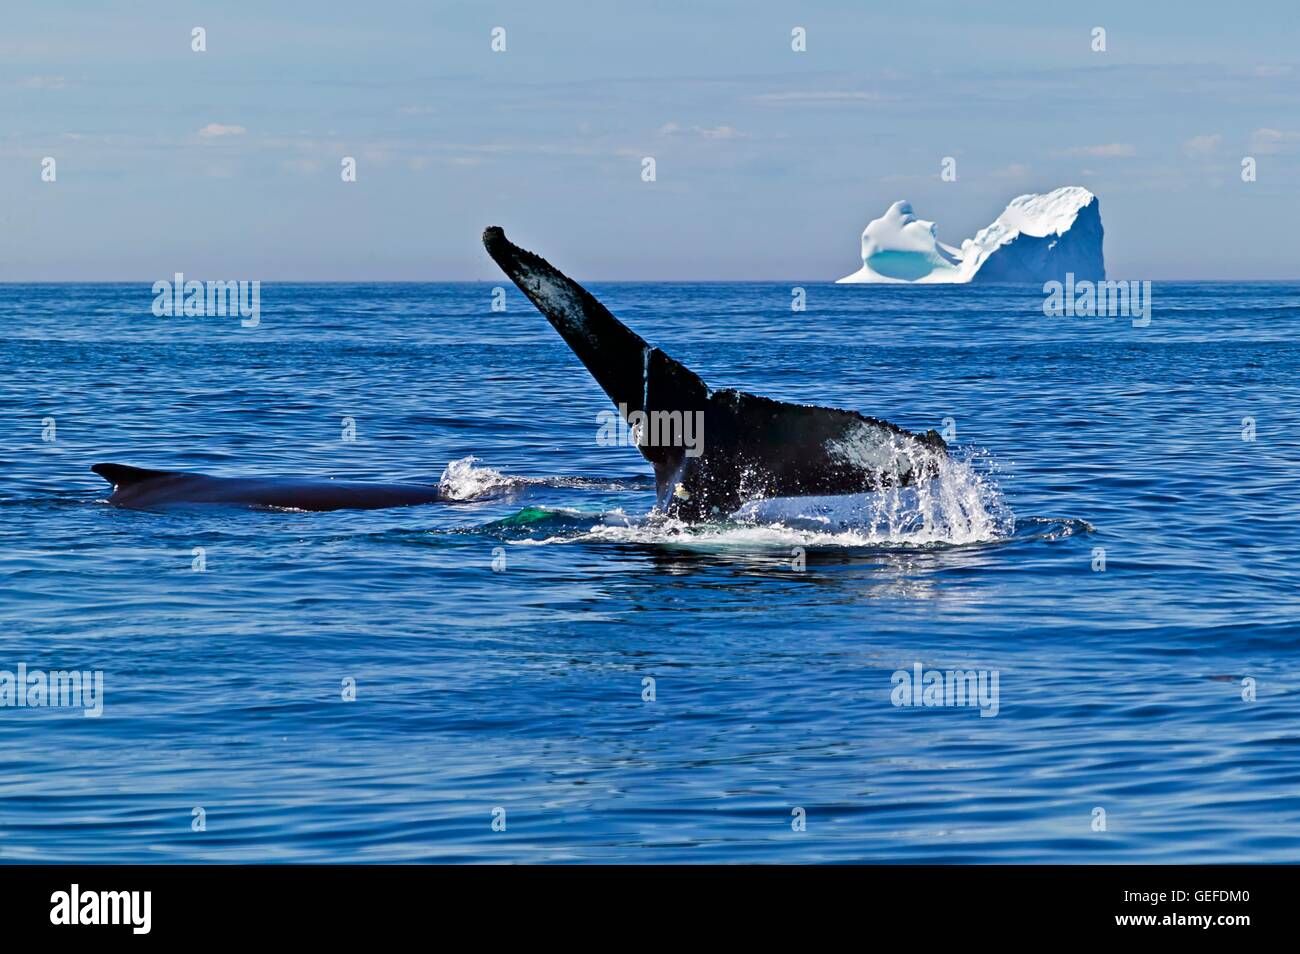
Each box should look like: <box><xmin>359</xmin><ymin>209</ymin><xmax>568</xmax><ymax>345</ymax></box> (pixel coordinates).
<box><xmin>483</xmin><ymin>226</ymin><xmax>535</xmax><ymax>274</ymax></box>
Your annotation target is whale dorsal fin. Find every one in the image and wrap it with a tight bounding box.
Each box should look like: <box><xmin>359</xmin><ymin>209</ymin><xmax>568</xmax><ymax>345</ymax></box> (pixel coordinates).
<box><xmin>91</xmin><ymin>463</ymin><xmax>181</xmax><ymax>488</ymax></box>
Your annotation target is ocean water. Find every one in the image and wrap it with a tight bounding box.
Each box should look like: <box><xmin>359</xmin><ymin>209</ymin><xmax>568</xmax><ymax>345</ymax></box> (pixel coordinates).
<box><xmin>1</xmin><ymin>280</ymin><xmax>1298</xmax><ymax>863</ymax></box>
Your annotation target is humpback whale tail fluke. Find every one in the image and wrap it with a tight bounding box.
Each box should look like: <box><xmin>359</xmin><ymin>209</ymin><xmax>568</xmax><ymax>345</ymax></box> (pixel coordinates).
<box><xmin>482</xmin><ymin>226</ymin><xmax>948</xmax><ymax>521</ymax></box>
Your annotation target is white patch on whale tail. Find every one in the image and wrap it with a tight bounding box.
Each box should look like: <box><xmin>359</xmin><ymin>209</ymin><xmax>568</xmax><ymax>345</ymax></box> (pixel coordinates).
<box><xmin>824</xmin><ymin>423</ymin><xmax>939</xmax><ymax>480</ymax></box>
<box><xmin>728</xmin><ymin>450</ymin><xmax>1013</xmax><ymax>545</ymax></box>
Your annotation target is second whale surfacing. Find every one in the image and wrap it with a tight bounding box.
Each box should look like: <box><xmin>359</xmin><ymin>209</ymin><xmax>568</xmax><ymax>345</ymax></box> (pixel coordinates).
<box><xmin>92</xmin><ymin>463</ymin><xmax>446</xmax><ymax>511</ymax></box>
<box><xmin>482</xmin><ymin>226</ymin><xmax>948</xmax><ymax>522</ymax></box>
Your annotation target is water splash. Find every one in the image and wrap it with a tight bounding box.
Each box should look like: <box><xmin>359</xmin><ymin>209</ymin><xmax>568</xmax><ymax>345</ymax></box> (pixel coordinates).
<box><xmin>438</xmin><ymin>456</ymin><xmax>513</xmax><ymax>500</ymax></box>
<box><xmin>437</xmin><ymin>456</ymin><xmax>655</xmax><ymax>500</ymax></box>
<box><xmin>730</xmin><ymin>447</ymin><xmax>1014</xmax><ymax>545</ymax></box>
<box><xmin>493</xmin><ymin>509</ymin><xmax>1085</xmax><ymax>552</ymax></box>
<box><xmin>448</xmin><ymin>448</ymin><xmax>1025</xmax><ymax>549</ymax></box>
<box><xmin>473</xmin><ymin>449</ymin><xmax>1028</xmax><ymax>550</ymax></box>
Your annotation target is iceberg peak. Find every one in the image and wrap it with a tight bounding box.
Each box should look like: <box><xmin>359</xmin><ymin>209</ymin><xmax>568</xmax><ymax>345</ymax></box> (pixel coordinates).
<box><xmin>838</xmin><ymin>186</ymin><xmax>1104</xmax><ymax>284</ymax></box>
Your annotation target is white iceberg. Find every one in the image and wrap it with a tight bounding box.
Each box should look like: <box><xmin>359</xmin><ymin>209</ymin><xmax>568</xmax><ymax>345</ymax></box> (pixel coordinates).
<box><xmin>836</xmin><ymin>186</ymin><xmax>1105</xmax><ymax>284</ymax></box>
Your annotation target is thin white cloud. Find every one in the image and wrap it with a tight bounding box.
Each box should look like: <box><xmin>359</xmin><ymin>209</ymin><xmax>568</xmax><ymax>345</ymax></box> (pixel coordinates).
<box><xmin>197</xmin><ymin>123</ymin><xmax>248</xmax><ymax>138</ymax></box>
<box><xmin>405</xmin><ymin>155</ymin><xmax>481</xmax><ymax>171</ymax></box>
<box><xmin>1183</xmin><ymin>134</ymin><xmax>1222</xmax><ymax>157</ymax></box>
<box><xmin>1056</xmin><ymin>143</ymin><xmax>1136</xmax><ymax>158</ymax></box>
<box><xmin>878</xmin><ymin>172</ymin><xmax>933</xmax><ymax>184</ymax></box>
<box><xmin>17</xmin><ymin>75</ymin><xmax>67</xmax><ymax>90</ymax></box>
<box><xmin>1249</xmin><ymin>128</ymin><xmax>1300</xmax><ymax>154</ymax></box>
<box><xmin>282</xmin><ymin>158</ymin><xmax>322</xmax><ymax>175</ymax></box>
<box><xmin>658</xmin><ymin>122</ymin><xmax>748</xmax><ymax>140</ymax></box>
<box><xmin>991</xmin><ymin>162</ymin><xmax>1031</xmax><ymax>178</ymax></box>
<box><xmin>748</xmin><ymin>91</ymin><xmax>883</xmax><ymax>105</ymax></box>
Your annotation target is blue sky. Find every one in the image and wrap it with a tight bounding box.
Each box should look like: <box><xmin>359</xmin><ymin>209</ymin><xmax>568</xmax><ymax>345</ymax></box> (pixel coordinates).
<box><xmin>3</xmin><ymin>0</ymin><xmax>1298</xmax><ymax>279</ymax></box>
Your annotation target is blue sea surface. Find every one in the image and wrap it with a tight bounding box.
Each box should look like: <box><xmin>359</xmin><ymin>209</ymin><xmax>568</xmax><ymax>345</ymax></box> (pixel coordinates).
<box><xmin>1</xmin><ymin>281</ymin><xmax>1298</xmax><ymax>863</ymax></box>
